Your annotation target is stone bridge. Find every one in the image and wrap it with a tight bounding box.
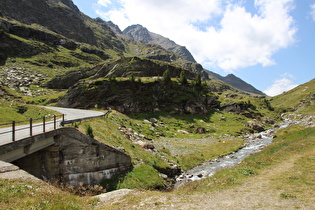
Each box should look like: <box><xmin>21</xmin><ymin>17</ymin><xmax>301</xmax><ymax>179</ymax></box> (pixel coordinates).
<box><xmin>0</xmin><ymin>127</ymin><xmax>132</xmax><ymax>186</ymax></box>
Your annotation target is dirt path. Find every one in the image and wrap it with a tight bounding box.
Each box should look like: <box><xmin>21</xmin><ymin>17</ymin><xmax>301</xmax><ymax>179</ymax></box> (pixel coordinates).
<box><xmin>99</xmin><ymin>149</ymin><xmax>315</xmax><ymax>209</ymax></box>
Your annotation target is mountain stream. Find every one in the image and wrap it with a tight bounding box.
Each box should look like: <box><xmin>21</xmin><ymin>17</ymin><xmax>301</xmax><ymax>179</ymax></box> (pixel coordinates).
<box><xmin>174</xmin><ymin>118</ymin><xmax>299</xmax><ymax>189</ymax></box>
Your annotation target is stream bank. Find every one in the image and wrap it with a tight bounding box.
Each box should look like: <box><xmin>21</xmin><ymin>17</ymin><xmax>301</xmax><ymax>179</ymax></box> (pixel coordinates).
<box><xmin>174</xmin><ymin>118</ymin><xmax>300</xmax><ymax>189</ymax></box>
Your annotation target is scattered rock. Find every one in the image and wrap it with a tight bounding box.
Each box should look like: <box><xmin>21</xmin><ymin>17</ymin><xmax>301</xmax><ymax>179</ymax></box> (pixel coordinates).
<box><xmin>253</xmin><ymin>133</ymin><xmax>262</xmax><ymax>139</ymax></box>
<box><xmin>177</xmin><ymin>130</ymin><xmax>189</xmax><ymax>134</ymax></box>
<box><xmin>149</xmin><ymin>118</ymin><xmax>158</xmax><ymax>123</ymax></box>
<box><xmin>95</xmin><ymin>189</ymin><xmax>136</xmax><ymax>203</ymax></box>
<box><xmin>245</xmin><ymin>121</ymin><xmax>265</xmax><ymax>132</ymax></box>
<box><xmin>143</xmin><ymin>119</ymin><xmax>151</xmax><ymax>124</ymax></box>
<box><xmin>196</xmin><ymin>127</ymin><xmax>206</xmax><ymax>134</ymax></box>
<box><xmin>143</xmin><ymin>143</ymin><xmax>155</xmax><ymax>150</ymax></box>
<box><xmin>263</xmin><ymin>117</ymin><xmax>274</xmax><ymax>124</ymax></box>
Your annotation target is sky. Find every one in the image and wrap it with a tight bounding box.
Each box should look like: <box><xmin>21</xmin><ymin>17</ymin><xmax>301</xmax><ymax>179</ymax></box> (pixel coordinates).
<box><xmin>72</xmin><ymin>0</ymin><xmax>315</xmax><ymax>96</ymax></box>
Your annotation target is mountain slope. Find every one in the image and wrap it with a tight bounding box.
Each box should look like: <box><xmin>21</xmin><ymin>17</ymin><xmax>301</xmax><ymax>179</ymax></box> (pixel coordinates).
<box><xmin>0</xmin><ymin>0</ymin><xmax>97</xmax><ymax>45</ymax></box>
<box><xmin>208</xmin><ymin>72</ymin><xmax>266</xmax><ymax>95</ymax></box>
<box><xmin>123</xmin><ymin>24</ymin><xmax>196</xmax><ymax>63</ymax></box>
<box><xmin>121</xmin><ymin>24</ymin><xmax>265</xmax><ymax>95</ymax></box>
<box><xmin>0</xmin><ymin>0</ymin><xmax>265</xmax><ymax>96</ymax></box>
<box><xmin>271</xmin><ymin>78</ymin><xmax>315</xmax><ymax>113</ymax></box>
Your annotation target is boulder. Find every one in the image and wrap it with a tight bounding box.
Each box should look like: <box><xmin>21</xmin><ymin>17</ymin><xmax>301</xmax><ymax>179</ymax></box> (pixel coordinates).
<box><xmin>245</xmin><ymin>121</ymin><xmax>264</xmax><ymax>132</ymax></box>
<box><xmin>177</xmin><ymin>130</ymin><xmax>189</xmax><ymax>134</ymax></box>
<box><xmin>196</xmin><ymin>127</ymin><xmax>206</xmax><ymax>134</ymax></box>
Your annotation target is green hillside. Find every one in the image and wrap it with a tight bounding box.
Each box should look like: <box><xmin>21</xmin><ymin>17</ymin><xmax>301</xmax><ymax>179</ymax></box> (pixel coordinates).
<box><xmin>271</xmin><ymin>78</ymin><xmax>315</xmax><ymax>114</ymax></box>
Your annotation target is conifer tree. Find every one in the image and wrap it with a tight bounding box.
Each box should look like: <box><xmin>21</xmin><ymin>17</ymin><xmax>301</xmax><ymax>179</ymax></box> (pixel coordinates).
<box><xmin>163</xmin><ymin>69</ymin><xmax>171</xmax><ymax>84</ymax></box>
<box><xmin>194</xmin><ymin>73</ymin><xmax>202</xmax><ymax>86</ymax></box>
<box><xmin>179</xmin><ymin>71</ymin><xmax>188</xmax><ymax>85</ymax></box>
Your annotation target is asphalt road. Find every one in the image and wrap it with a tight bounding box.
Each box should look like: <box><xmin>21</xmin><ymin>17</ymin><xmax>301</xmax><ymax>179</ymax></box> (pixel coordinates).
<box><xmin>0</xmin><ymin>107</ymin><xmax>105</xmax><ymax>145</ymax></box>
<box><xmin>44</xmin><ymin>106</ymin><xmax>104</xmax><ymax>121</ymax></box>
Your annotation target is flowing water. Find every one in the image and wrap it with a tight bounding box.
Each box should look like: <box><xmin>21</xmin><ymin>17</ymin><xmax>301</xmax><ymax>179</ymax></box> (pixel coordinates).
<box><xmin>174</xmin><ymin>119</ymin><xmax>299</xmax><ymax>188</ymax></box>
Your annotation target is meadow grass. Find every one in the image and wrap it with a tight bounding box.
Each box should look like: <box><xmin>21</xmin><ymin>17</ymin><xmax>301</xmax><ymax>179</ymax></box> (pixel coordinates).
<box><xmin>178</xmin><ymin>125</ymin><xmax>315</xmax><ymax>195</ymax></box>
<box><xmin>0</xmin><ymin>179</ymin><xmax>95</xmax><ymax>209</ymax></box>
<box><xmin>0</xmin><ymin>101</ymin><xmax>59</xmax><ymax>124</ymax></box>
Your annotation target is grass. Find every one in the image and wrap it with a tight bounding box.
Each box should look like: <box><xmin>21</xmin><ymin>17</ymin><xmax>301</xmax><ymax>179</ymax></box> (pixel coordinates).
<box><xmin>176</xmin><ymin>137</ymin><xmax>244</xmax><ymax>170</ymax></box>
<box><xmin>116</xmin><ymin>165</ymin><xmax>166</xmax><ymax>190</ymax></box>
<box><xmin>271</xmin><ymin>78</ymin><xmax>315</xmax><ymax>114</ymax></box>
<box><xmin>178</xmin><ymin>125</ymin><xmax>315</xmax><ymax>194</ymax></box>
<box><xmin>0</xmin><ymin>179</ymin><xmax>94</xmax><ymax>209</ymax></box>
<box><xmin>97</xmin><ymin>123</ymin><xmax>314</xmax><ymax>209</ymax></box>
<box><xmin>63</xmin><ymin>109</ymin><xmax>250</xmax><ymax>190</ymax></box>
<box><xmin>0</xmin><ymin>101</ymin><xmax>59</xmax><ymax>124</ymax></box>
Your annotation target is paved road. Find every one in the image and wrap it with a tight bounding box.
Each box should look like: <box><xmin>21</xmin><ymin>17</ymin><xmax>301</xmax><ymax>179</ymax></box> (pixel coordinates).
<box><xmin>44</xmin><ymin>106</ymin><xmax>104</xmax><ymax>121</ymax></box>
<box><xmin>0</xmin><ymin>107</ymin><xmax>105</xmax><ymax>145</ymax></box>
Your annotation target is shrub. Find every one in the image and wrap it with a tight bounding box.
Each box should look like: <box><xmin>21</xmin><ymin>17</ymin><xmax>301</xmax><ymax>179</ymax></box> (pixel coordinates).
<box><xmin>16</xmin><ymin>105</ymin><xmax>28</xmax><ymax>114</ymax></box>
<box><xmin>108</xmin><ymin>74</ymin><xmax>116</xmax><ymax>81</ymax></box>
<box><xmin>162</xmin><ymin>69</ymin><xmax>171</xmax><ymax>84</ymax></box>
<box><xmin>129</xmin><ymin>73</ymin><xmax>135</xmax><ymax>82</ymax></box>
<box><xmin>179</xmin><ymin>71</ymin><xmax>188</xmax><ymax>85</ymax></box>
<box><xmin>85</xmin><ymin>124</ymin><xmax>94</xmax><ymax>138</ymax></box>
<box><xmin>194</xmin><ymin>73</ymin><xmax>202</xmax><ymax>87</ymax></box>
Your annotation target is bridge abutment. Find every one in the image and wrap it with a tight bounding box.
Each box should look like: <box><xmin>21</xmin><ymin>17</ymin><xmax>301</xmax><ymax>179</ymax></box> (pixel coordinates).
<box><xmin>1</xmin><ymin>128</ymin><xmax>132</xmax><ymax>186</ymax></box>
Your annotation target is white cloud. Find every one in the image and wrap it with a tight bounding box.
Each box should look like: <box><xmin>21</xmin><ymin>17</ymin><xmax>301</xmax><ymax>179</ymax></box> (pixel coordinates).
<box><xmin>310</xmin><ymin>3</ymin><xmax>315</xmax><ymax>21</ymax></box>
<box><xmin>97</xmin><ymin>0</ymin><xmax>112</xmax><ymax>7</ymax></box>
<box><xmin>95</xmin><ymin>0</ymin><xmax>297</xmax><ymax>72</ymax></box>
<box><xmin>264</xmin><ymin>73</ymin><xmax>298</xmax><ymax>96</ymax></box>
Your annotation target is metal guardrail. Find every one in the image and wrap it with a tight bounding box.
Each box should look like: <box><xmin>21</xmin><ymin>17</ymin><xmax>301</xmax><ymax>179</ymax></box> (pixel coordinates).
<box><xmin>0</xmin><ymin>114</ymin><xmax>65</xmax><ymax>142</ymax></box>
<box><xmin>0</xmin><ymin>110</ymin><xmax>112</xmax><ymax>143</ymax></box>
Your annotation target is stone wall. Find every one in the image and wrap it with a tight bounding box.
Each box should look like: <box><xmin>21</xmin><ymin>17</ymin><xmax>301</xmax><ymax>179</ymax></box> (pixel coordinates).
<box><xmin>13</xmin><ymin>127</ymin><xmax>132</xmax><ymax>186</ymax></box>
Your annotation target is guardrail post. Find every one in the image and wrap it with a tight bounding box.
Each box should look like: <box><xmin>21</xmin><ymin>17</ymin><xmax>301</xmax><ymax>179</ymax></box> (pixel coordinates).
<box><xmin>54</xmin><ymin>115</ymin><xmax>56</xmax><ymax>130</ymax></box>
<box><xmin>61</xmin><ymin>114</ymin><xmax>65</xmax><ymax>127</ymax></box>
<box><xmin>12</xmin><ymin>121</ymin><xmax>15</xmax><ymax>142</ymax></box>
<box><xmin>43</xmin><ymin>116</ymin><xmax>46</xmax><ymax>132</ymax></box>
<box><xmin>30</xmin><ymin>118</ymin><xmax>33</xmax><ymax>136</ymax></box>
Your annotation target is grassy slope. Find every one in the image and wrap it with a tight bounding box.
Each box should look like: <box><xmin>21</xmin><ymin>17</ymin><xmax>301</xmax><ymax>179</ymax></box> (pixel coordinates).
<box><xmin>0</xmin><ymin>179</ymin><xmax>96</xmax><ymax>209</ymax></box>
<box><xmin>271</xmin><ymin>78</ymin><xmax>315</xmax><ymax>114</ymax></box>
<box><xmin>99</xmin><ymin>124</ymin><xmax>315</xmax><ymax>209</ymax></box>
<box><xmin>0</xmin><ymin>101</ymin><xmax>59</xmax><ymax>124</ymax></box>
<box><xmin>0</xmin><ymin>123</ymin><xmax>313</xmax><ymax>209</ymax></box>
<box><xmin>72</xmin><ymin>110</ymin><xmax>246</xmax><ymax>189</ymax></box>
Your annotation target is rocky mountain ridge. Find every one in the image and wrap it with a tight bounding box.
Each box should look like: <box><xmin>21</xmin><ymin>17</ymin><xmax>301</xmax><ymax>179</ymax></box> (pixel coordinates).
<box><xmin>123</xmin><ymin>24</ymin><xmax>196</xmax><ymax>63</ymax></box>
<box><xmin>0</xmin><ymin>0</ymin><xmax>264</xmax><ymax>97</ymax></box>
<box><xmin>119</xmin><ymin>24</ymin><xmax>264</xmax><ymax>95</ymax></box>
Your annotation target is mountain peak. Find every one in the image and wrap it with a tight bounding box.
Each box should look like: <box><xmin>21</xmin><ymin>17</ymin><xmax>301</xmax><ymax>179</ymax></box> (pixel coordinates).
<box><xmin>123</xmin><ymin>24</ymin><xmax>153</xmax><ymax>43</ymax></box>
<box><xmin>123</xmin><ymin>24</ymin><xmax>196</xmax><ymax>62</ymax></box>
<box><xmin>223</xmin><ymin>74</ymin><xmax>265</xmax><ymax>95</ymax></box>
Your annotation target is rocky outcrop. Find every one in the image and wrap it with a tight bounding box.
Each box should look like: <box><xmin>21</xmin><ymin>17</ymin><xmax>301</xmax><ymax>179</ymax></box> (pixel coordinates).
<box><xmin>245</xmin><ymin>121</ymin><xmax>265</xmax><ymax>132</ymax></box>
<box><xmin>0</xmin><ymin>0</ymin><xmax>97</xmax><ymax>45</ymax></box>
<box><xmin>220</xmin><ymin>101</ymin><xmax>256</xmax><ymax>112</ymax></box>
<box><xmin>57</xmin><ymin>79</ymin><xmax>220</xmax><ymax>114</ymax></box>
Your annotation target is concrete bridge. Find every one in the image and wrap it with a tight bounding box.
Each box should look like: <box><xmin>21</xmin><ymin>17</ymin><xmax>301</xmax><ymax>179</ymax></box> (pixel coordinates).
<box><xmin>0</xmin><ymin>107</ymin><xmax>132</xmax><ymax>186</ymax></box>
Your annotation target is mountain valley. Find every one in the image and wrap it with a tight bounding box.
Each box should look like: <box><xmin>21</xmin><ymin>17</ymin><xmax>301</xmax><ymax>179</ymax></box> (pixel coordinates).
<box><xmin>0</xmin><ymin>0</ymin><xmax>314</xmax><ymax>209</ymax></box>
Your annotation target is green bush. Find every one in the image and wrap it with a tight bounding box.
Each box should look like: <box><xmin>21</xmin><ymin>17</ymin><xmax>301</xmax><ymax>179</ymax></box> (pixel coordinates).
<box><xmin>179</xmin><ymin>71</ymin><xmax>188</xmax><ymax>85</ymax></box>
<box><xmin>162</xmin><ymin>69</ymin><xmax>171</xmax><ymax>84</ymax></box>
<box><xmin>85</xmin><ymin>124</ymin><xmax>94</xmax><ymax>138</ymax></box>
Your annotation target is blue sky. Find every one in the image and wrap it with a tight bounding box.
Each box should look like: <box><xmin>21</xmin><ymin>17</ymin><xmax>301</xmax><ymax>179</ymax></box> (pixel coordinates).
<box><xmin>72</xmin><ymin>0</ymin><xmax>315</xmax><ymax>96</ymax></box>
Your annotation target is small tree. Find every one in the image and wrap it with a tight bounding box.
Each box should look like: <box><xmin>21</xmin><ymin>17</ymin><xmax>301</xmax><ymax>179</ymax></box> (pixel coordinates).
<box><xmin>162</xmin><ymin>69</ymin><xmax>172</xmax><ymax>84</ymax></box>
<box><xmin>85</xmin><ymin>124</ymin><xmax>94</xmax><ymax>138</ymax></box>
<box><xmin>179</xmin><ymin>71</ymin><xmax>188</xmax><ymax>85</ymax></box>
<box><xmin>137</xmin><ymin>77</ymin><xmax>142</xmax><ymax>83</ymax></box>
<box><xmin>108</xmin><ymin>74</ymin><xmax>116</xmax><ymax>81</ymax></box>
<box><xmin>194</xmin><ymin>73</ymin><xmax>202</xmax><ymax>87</ymax></box>
<box><xmin>129</xmin><ymin>73</ymin><xmax>135</xmax><ymax>82</ymax></box>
